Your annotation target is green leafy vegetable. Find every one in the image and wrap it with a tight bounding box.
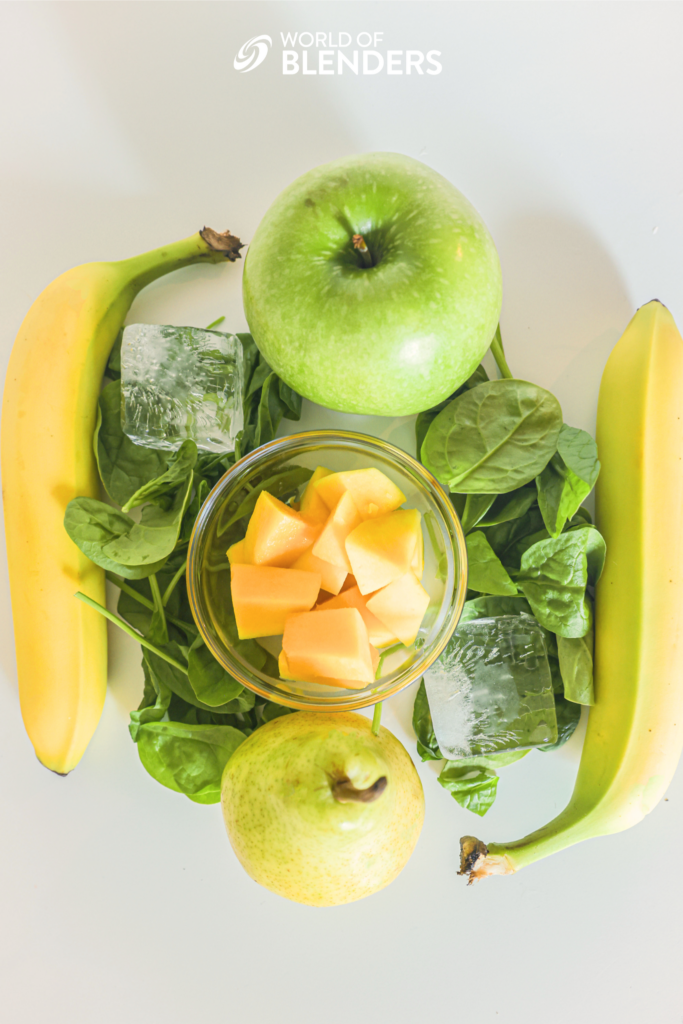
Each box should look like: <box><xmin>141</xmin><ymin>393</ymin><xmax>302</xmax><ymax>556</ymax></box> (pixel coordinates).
<box><xmin>557</xmin><ymin>626</ymin><xmax>595</xmax><ymax>705</ymax></box>
<box><xmin>187</xmin><ymin>635</ymin><xmax>252</xmax><ymax>708</ymax></box>
<box><xmin>421</xmin><ymin>379</ymin><xmax>563</xmax><ymax>494</ymax></box>
<box><xmin>465</xmin><ymin>531</ymin><xmax>518</xmax><ymax>596</ymax></box>
<box><xmin>557</xmin><ymin>424</ymin><xmax>601</xmax><ymax>489</ymax></box>
<box><xmin>538</xmin><ymin>695</ymin><xmax>582</xmax><ymax>751</ymax></box>
<box><xmin>414</xmin><ymin>362</ymin><xmax>489</xmax><ymax>456</ymax></box>
<box><xmin>459</xmin><ymin>594</ymin><xmax>533</xmax><ymax>623</ymax></box>
<box><xmin>65</xmin><ymin>473</ymin><xmax>192</xmax><ymax>576</ymax></box>
<box><xmin>437</xmin><ymin>750</ymin><xmax>529</xmax><ymax>817</ymax></box>
<box><xmin>144</xmin><ymin>646</ymin><xmax>254</xmax><ymax>715</ymax></box>
<box><xmin>129</xmin><ymin>659</ymin><xmax>172</xmax><ymax>741</ymax></box>
<box><xmin>95</xmin><ymin>380</ymin><xmax>168</xmax><ymax>507</ymax></box>
<box><xmin>516</xmin><ymin>530</ymin><xmax>603</xmax><ymax>638</ymax></box>
<box><xmin>412</xmin><ymin>679</ymin><xmax>443</xmax><ymax>761</ymax></box>
<box><xmin>137</xmin><ymin>720</ymin><xmax>247</xmax><ymax>803</ymax></box>
<box><xmin>216</xmin><ymin>466</ymin><xmax>312</xmax><ymax>536</ymax></box>
<box><xmin>460</xmin><ymin>494</ymin><xmax>496</xmax><ymax>534</ymax></box>
<box><xmin>121</xmin><ymin>440</ymin><xmax>198</xmax><ymax>512</ymax></box>
<box><xmin>477</xmin><ymin>487</ymin><xmax>537</xmax><ymax>528</ymax></box>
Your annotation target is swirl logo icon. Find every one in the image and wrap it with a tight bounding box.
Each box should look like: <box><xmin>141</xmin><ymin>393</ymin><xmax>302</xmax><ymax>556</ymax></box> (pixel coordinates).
<box><xmin>234</xmin><ymin>35</ymin><xmax>273</xmax><ymax>73</ymax></box>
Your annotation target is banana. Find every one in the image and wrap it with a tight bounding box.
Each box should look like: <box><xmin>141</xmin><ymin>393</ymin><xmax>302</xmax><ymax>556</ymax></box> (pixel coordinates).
<box><xmin>2</xmin><ymin>228</ymin><xmax>243</xmax><ymax>774</ymax></box>
<box><xmin>459</xmin><ymin>301</ymin><xmax>683</xmax><ymax>880</ymax></box>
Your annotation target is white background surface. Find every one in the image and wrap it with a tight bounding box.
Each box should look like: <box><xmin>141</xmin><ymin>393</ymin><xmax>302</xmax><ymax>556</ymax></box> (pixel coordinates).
<box><xmin>2</xmin><ymin>3</ymin><xmax>683</xmax><ymax>1022</ymax></box>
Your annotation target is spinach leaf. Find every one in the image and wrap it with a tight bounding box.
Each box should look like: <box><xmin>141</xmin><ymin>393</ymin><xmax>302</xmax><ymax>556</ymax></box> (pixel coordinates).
<box><xmin>437</xmin><ymin>750</ymin><xmax>529</xmax><ymax>817</ymax></box>
<box><xmin>557</xmin><ymin>424</ymin><xmax>601</xmax><ymax>489</ymax></box>
<box><xmin>459</xmin><ymin>594</ymin><xmax>534</xmax><ymax>624</ymax></box>
<box><xmin>415</xmin><ymin>363</ymin><xmax>489</xmax><ymax>456</ymax></box>
<box><xmin>129</xmin><ymin>658</ymin><xmax>172</xmax><ymax>741</ymax></box>
<box><xmin>484</xmin><ymin>506</ymin><xmax>547</xmax><ymax>566</ymax></box>
<box><xmin>105</xmin><ymin>332</ymin><xmax>122</xmax><ymax>381</ymax></box>
<box><xmin>538</xmin><ymin>695</ymin><xmax>582</xmax><ymax>751</ymax></box>
<box><xmin>121</xmin><ymin>440</ymin><xmax>198</xmax><ymax>512</ymax></box>
<box><xmin>465</xmin><ymin>531</ymin><xmax>517</xmax><ymax>596</ymax></box>
<box><xmin>187</xmin><ymin>635</ymin><xmax>249</xmax><ymax>708</ymax></box>
<box><xmin>536</xmin><ymin>454</ymin><xmax>592</xmax><ymax>538</ymax></box>
<box><xmin>64</xmin><ymin>499</ymin><xmax>170</xmax><ymax>579</ymax></box>
<box><xmin>144</xmin><ymin>646</ymin><xmax>255</xmax><ymax>715</ymax></box>
<box><xmin>557</xmin><ymin>626</ymin><xmax>595</xmax><ymax>705</ymax></box>
<box><xmin>261</xmin><ymin>702</ymin><xmax>294</xmax><ymax>724</ymax></box>
<box><xmin>412</xmin><ymin>679</ymin><xmax>443</xmax><ymax>761</ymax></box>
<box><xmin>460</xmin><ymin>494</ymin><xmax>496</xmax><ymax>534</ymax></box>
<box><xmin>516</xmin><ymin>530</ymin><xmax>602</xmax><ymax>637</ymax></box>
<box><xmin>103</xmin><ymin>473</ymin><xmax>192</xmax><ymax>567</ymax></box>
<box><xmin>137</xmin><ymin>720</ymin><xmax>247</xmax><ymax>803</ymax></box>
<box><xmin>95</xmin><ymin>380</ymin><xmax>168</xmax><ymax>507</ymax></box>
<box><xmin>421</xmin><ymin>380</ymin><xmax>563</xmax><ymax>494</ymax></box>
<box><xmin>478</xmin><ymin>487</ymin><xmax>537</xmax><ymax>528</ymax></box>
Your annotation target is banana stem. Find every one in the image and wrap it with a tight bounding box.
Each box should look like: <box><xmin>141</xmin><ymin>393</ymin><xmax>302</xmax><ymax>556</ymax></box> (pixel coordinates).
<box><xmin>490</xmin><ymin>325</ymin><xmax>513</xmax><ymax>379</ymax></box>
<box><xmin>114</xmin><ymin>228</ymin><xmax>243</xmax><ymax>298</ymax></box>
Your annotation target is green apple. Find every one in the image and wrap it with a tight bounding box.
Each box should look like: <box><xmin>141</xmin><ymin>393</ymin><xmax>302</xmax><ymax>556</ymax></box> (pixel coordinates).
<box><xmin>221</xmin><ymin>711</ymin><xmax>424</xmax><ymax>906</ymax></box>
<box><xmin>243</xmin><ymin>152</ymin><xmax>502</xmax><ymax>416</ymax></box>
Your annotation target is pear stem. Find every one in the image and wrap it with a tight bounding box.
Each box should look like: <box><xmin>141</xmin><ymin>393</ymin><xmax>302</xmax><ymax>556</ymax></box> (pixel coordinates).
<box><xmin>371</xmin><ymin>701</ymin><xmax>383</xmax><ymax>736</ymax></box>
<box><xmin>332</xmin><ymin>776</ymin><xmax>387</xmax><ymax>803</ymax></box>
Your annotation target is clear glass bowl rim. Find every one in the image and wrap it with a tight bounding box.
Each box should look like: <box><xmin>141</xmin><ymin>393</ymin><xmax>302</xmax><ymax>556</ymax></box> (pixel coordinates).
<box><xmin>186</xmin><ymin>429</ymin><xmax>468</xmax><ymax>712</ymax></box>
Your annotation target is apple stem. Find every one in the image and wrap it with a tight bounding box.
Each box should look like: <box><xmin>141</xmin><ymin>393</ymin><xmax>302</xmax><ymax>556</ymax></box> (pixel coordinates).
<box><xmin>332</xmin><ymin>776</ymin><xmax>388</xmax><ymax>803</ymax></box>
<box><xmin>491</xmin><ymin>325</ymin><xmax>513</xmax><ymax>379</ymax></box>
<box><xmin>371</xmin><ymin>701</ymin><xmax>383</xmax><ymax>736</ymax></box>
<box><xmin>352</xmin><ymin>234</ymin><xmax>374</xmax><ymax>269</ymax></box>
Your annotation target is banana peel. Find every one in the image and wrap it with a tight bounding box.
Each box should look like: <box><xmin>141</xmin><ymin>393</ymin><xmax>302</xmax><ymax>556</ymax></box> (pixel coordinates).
<box><xmin>1</xmin><ymin>228</ymin><xmax>242</xmax><ymax>774</ymax></box>
<box><xmin>459</xmin><ymin>301</ymin><xmax>683</xmax><ymax>879</ymax></box>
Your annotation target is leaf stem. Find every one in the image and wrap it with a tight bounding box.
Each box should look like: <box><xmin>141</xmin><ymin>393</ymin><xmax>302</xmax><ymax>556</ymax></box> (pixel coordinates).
<box><xmin>375</xmin><ymin>643</ymin><xmax>405</xmax><ymax>679</ymax></box>
<box><xmin>74</xmin><ymin>592</ymin><xmax>189</xmax><ymax>674</ymax></box>
<box><xmin>148</xmin><ymin>573</ymin><xmax>168</xmax><ymax>636</ymax></box>
<box><xmin>371</xmin><ymin>702</ymin><xmax>383</xmax><ymax>736</ymax></box>
<box><xmin>105</xmin><ymin>572</ymin><xmax>197</xmax><ymax>634</ymax></box>
<box><xmin>491</xmin><ymin>325</ymin><xmax>513</xmax><ymax>379</ymax></box>
<box><xmin>162</xmin><ymin>559</ymin><xmax>187</xmax><ymax>606</ymax></box>
<box><xmin>206</xmin><ymin>316</ymin><xmax>226</xmax><ymax>330</ymax></box>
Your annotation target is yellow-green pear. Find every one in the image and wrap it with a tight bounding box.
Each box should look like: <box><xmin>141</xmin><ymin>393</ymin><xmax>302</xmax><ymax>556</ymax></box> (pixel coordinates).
<box><xmin>221</xmin><ymin>711</ymin><xmax>424</xmax><ymax>906</ymax></box>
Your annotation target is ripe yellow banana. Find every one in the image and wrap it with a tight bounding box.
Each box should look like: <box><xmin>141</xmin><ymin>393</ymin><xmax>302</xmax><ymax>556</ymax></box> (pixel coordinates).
<box><xmin>2</xmin><ymin>228</ymin><xmax>242</xmax><ymax>774</ymax></box>
<box><xmin>460</xmin><ymin>300</ymin><xmax>683</xmax><ymax>880</ymax></box>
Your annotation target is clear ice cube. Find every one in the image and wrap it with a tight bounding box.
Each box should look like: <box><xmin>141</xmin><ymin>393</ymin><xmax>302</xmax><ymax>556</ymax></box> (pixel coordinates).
<box><xmin>120</xmin><ymin>324</ymin><xmax>244</xmax><ymax>453</ymax></box>
<box><xmin>424</xmin><ymin>616</ymin><xmax>557</xmax><ymax>759</ymax></box>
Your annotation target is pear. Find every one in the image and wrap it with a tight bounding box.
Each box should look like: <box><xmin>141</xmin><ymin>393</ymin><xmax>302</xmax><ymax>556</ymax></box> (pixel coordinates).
<box><xmin>221</xmin><ymin>711</ymin><xmax>424</xmax><ymax>906</ymax></box>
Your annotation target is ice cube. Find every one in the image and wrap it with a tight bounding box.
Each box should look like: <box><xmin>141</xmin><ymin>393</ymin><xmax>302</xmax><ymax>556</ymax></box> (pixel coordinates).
<box><xmin>424</xmin><ymin>615</ymin><xmax>557</xmax><ymax>759</ymax></box>
<box><xmin>120</xmin><ymin>324</ymin><xmax>244</xmax><ymax>453</ymax></box>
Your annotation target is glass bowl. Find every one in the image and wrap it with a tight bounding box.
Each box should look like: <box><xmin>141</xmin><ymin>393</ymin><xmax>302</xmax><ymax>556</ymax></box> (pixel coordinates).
<box><xmin>187</xmin><ymin>430</ymin><xmax>467</xmax><ymax>712</ymax></box>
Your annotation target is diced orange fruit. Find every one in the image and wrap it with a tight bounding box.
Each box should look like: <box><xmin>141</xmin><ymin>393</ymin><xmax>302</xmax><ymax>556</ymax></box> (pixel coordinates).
<box><xmin>278</xmin><ymin>650</ymin><xmax>367</xmax><ymax>691</ymax></box>
<box><xmin>312</xmin><ymin>491</ymin><xmax>361</xmax><ymax>571</ymax></box>
<box><xmin>243</xmin><ymin>491</ymin><xmax>320</xmax><ymax>568</ymax></box>
<box><xmin>410</xmin><ymin>524</ymin><xmax>424</xmax><ymax>578</ymax></box>
<box><xmin>282</xmin><ymin>607</ymin><xmax>375</xmax><ymax>684</ymax></box>
<box><xmin>290</xmin><ymin>546</ymin><xmax>347</xmax><ymax>596</ymax></box>
<box><xmin>341</xmin><ymin>574</ymin><xmax>357</xmax><ymax>592</ymax></box>
<box><xmin>366</xmin><ymin>572</ymin><xmax>430</xmax><ymax>647</ymax></box>
<box><xmin>299</xmin><ymin>466</ymin><xmax>332</xmax><ymax>524</ymax></box>
<box><xmin>320</xmin><ymin>586</ymin><xmax>398</xmax><ymax>648</ymax></box>
<box><xmin>231</xmin><ymin>564</ymin><xmax>321</xmax><ymax>639</ymax></box>
<box><xmin>316</xmin><ymin>468</ymin><xmax>406</xmax><ymax>520</ymax></box>
<box><xmin>227</xmin><ymin>539</ymin><xmax>247</xmax><ymax>565</ymax></box>
<box><xmin>345</xmin><ymin>509</ymin><xmax>421</xmax><ymax>595</ymax></box>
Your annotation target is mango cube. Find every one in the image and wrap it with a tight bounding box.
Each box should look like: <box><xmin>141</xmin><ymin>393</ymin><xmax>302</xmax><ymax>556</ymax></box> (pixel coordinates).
<box><xmin>299</xmin><ymin>466</ymin><xmax>332</xmax><ymax>525</ymax></box>
<box><xmin>278</xmin><ymin>650</ymin><xmax>367</xmax><ymax>691</ymax></box>
<box><xmin>411</xmin><ymin>522</ymin><xmax>424</xmax><ymax>579</ymax></box>
<box><xmin>366</xmin><ymin>572</ymin><xmax>430</xmax><ymax>647</ymax></box>
<box><xmin>243</xmin><ymin>490</ymin><xmax>320</xmax><ymax>568</ymax></box>
<box><xmin>316</xmin><ymin>467</ymin><xmax>406</xmax><ymax>520</ymax></box>
<box><xmin>320</xmin><ymin>585</ymin><xmax>398</xmax><ymax>648</ymax></box>
<box><xmin>227</xmin><ymin>539</ymin><xmax>247</xmax><ymax>565</ymax></box>
<box><xmin>231</xmin><ymin>564</ymin><xmax>321</xmax><ymax>639</ymax></box>
<box><xmin>312</xmin><ymin>491</ymin><xmax>361</xmax><ymax>571</ymax></box>
<box><xmin>345</xmin><ymin>509</ymin><xmax>421</xmax><ymax>595</ymax></box>
<box><xmin>290</xmin><ymin>545</ymin><xmax>347</xmax><ymax>596</ymax></box>
<box><xmin>282</xmin><ymin>607</ymin><xmax>375</xmax><ymax>684</ymax></box>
